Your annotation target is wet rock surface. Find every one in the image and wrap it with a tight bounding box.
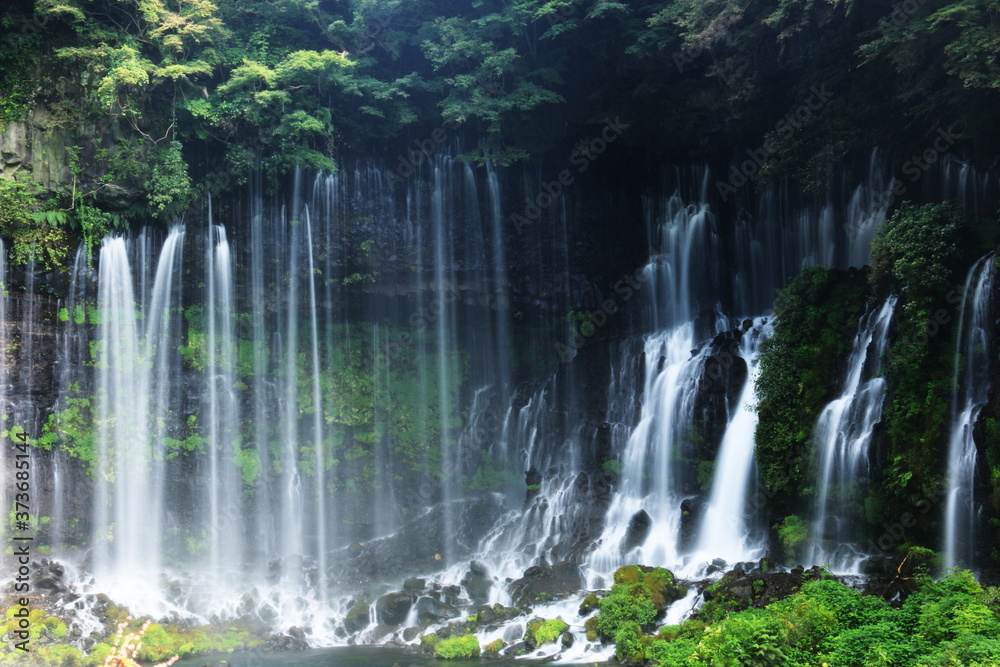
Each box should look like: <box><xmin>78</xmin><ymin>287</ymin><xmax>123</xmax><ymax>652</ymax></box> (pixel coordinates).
<box><xmin>509</xmin><ymin>561</ymin><xmax>584</xmax><ymax>606</ymax></box>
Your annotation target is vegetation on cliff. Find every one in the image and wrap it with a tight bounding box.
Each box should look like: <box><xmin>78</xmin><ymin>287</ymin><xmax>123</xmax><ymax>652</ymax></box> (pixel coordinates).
<box><xmin>0</xmin><ymin>0</ymin><xmax>997</xmax><ymax>258</ymax></box>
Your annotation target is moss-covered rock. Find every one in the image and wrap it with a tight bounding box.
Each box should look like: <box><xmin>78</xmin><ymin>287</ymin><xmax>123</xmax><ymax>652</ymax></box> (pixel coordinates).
<box><xmin>579</xmin><ymin>591</ymin><xmax>602</xmax><ymax>615</ymax></box>
<box><xmin>525</xmin><ymin>618</ymin><xmax>568</xmax><ymax>648</ymax></box>
<box><xmin>483</xmin><ymin>638</ymin><xmax>505</xmax><ymax>656</ymax></box>
<box><xmin>434</xmin><ymin>634</ymin><xmax>480</xmax><ymax>659</ymax></box>
<box><xmin>419</xmin><ymin>632</ymin><xmax>441</xmax><ymax>654</ymax></box>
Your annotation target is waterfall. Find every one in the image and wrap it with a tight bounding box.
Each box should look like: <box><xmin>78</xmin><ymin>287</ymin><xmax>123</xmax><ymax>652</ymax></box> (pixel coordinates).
<box><xmin>807</xmin><ymin>297</ymin><xmax>896</xmax><ymax>572</ymax></box>
<box><xmin>0</xmin><ymin>239</ymin><xmax>6</xmax><ymax>549</ymax></box>
<box><xmin>204</xmin><ymin>218</ymin><xmax>242</xmax><ymax>607</ymax></box>
<box><xmin>25</xmin><ymin>147</ymin><xmax>971</xmax><ymax>647</ymax></box>
<box><xmin>587</xmin><ymin>325</ymin><xmax>705</xmax><ymax>577</ymax></box>
<box><xmin>92</xmin><ymin>228</ymin><xmax>184</xmax><ymax>614</ymax></box>
<box><xmin>943</xmin><ymin>255</ymin><xmax>994</xmax><ymax>570</ymax></box>
<box><xmin>688</xmin><ymin>319</ymin><xmax>771</xmax><ymax>569</ymax></box>
<box><xmin>50</xmin><ymin>245</ymin><xmax>93</xmax><ymax>553</ymax></box>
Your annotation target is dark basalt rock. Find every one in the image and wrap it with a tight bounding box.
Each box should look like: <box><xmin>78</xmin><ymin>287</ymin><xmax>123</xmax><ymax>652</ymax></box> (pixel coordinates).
<box><xmin>623</xmin><ymin>509</ymin><xmax>652</xmax><ymax>553</ymax></box>
<box><xmin>509</xmin><ymin>561</ymin><xmax>584</xmax><ymax>606</ymax></box>
<box><xmin>702</xmin><ymin>563</ymin><xmax>830</xmax><ymax>612</ymax></box>
<box><xmin>342</xmin><ymin>600</ymin><xmax>371</xmax><ymax>634</ymax></box>
<box><xmin>502</xmin><ymin>641</ymin><xmax>529</xmax><ymax>657</ymax></box>
<box><xmin>461</xmin><ymin>561</ymin><xmax>492</xmax><ymax>604</ymax></box>
<box><xmin>403</xmin><ymin>577</ymin><xmax>426</xmax><ymax>591</ymax></box>
<box><xmin>375</xmin><ymin>591</ymin><xmax>416</xmax><ymax>625</ymax></box>
<box><xmin>413</xmin><ymin>597</ymin><xmax>460</xmax><ymax>625</ymax></box>
<box><xmin>263</xmin><ymin>631</ymin><xmax>309</xmax><ymax>651</ymax></box>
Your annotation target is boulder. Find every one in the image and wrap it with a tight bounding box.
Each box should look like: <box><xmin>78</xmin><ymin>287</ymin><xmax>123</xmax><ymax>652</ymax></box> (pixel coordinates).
<box><xmin>413</xmin><ymin>597</ymin><xmax>460</xmax><ymax>625</ymax></box>
<box><xmin>622</xmin><ymin>509</ymin><xmax>652</xmax><ymax>552</ymax></box>
<box><xmin>376</xmin><ymin>591</ymin><xmax>416</xmax><ymax>625</ymax></box>
<box><xmin>461</xmin><ymin>562</ymin><xmax>492</xmax><ymax>604</ymax></box>
<box><xmin>509</xmin><ymin>561</ymin><xmax>583</xmax><ymax>606</ymax></box>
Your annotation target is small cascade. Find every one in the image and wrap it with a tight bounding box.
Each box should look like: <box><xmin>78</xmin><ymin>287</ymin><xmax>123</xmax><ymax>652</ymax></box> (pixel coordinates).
<box><xmin>943</xmin><ymin>255</ymin><xmax>994</xmax><ymax>570</ymax></box>
<box><xmin>642</xmin><ymin>173</ymin><xmax>716</xmax><ymax>331</ymax></box>
<box><xmin>50</xmin><ymin>245</ymin><xmax>94</xmax><ymax>553</ymax></box>
<box><xmin>687</xmin><ymin>318</ymin><xmax>771</xmax><ymax>571</ymax></box>
<box><xmin>807</xmin><ymin>297</ymin><xmax>897</xmax><ymax>572</ymax></box>
<box><xmin>587</xmin><ymin>324</ymin><xmax>706</xmax><ymax>578</ymax></box>
<box><xmin>844</xmin><ymin>149</ymin><xmax>891</xmax><ymax>268</ymax></box>
<box><xmin>445</xmin><ymin>377</ymin><xmax>591</xmax><ymax>593</ymax></box>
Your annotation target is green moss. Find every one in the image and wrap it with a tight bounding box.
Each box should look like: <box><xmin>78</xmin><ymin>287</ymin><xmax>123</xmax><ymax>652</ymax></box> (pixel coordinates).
<box><xmin>528</xmin><ymin>618</ymin><xmax>568</xmax><ymax>645</ymax></box>
<box><xmin>580</xmin><ymin>591</ymin><xmax>601</xmax><ymax>614</ymax></box>
<box><xmin>596</xmin><ymin>566</ymin><xmax>683</xmax><ymax>642</ymax></box>
<box><xmin>774</xmin><ymin>514</ymin><xmax>809</xmax><ymax>563</ymax></box>
<box><xmin>754</xmin><ymin>266</ymin><xmax>867</xmax><ymax>508</ymax></box>
<box><xmin>585</xmin><ymin>616</ymin><xmax>599</xmax><ymax>641</ymax></box>
<box><xmin>484</xmin><ymin>638</ymin><xmax>504</xmax><ymax>655</ymax></box>
<box><xmin>130</xmin><ymin>621</ymin><xmax>260</xmax><ymax>662</ymax></box>
<box><xmin>434</xmin><ymin>634</ymin><xmax>479</xmax><ymax>659</ymax></box>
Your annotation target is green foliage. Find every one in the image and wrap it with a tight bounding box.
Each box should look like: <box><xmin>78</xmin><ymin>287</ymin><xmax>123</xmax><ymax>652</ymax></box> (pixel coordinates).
<box><xmin>871</xmin><ymin>203</ymin><xmax>962</xmax><ymax>305</ymax></box>
<box><xmin>0</xmin><ymin>179</ymin><xmax>70</xmax><ymax>270</ymax></box>
<box><xmin>872</xmin><ymin>203</ymin><xmax>964</xmax><ymax>501</ymax></box>
<box><xmin>774</xmin><ymin>514</ymin><xmax>809</xmax><ymax>563</ymax></box>
<box><xmin>434</xmin><ymin>634</ymin><xmax>480</xmax><ymax>659</ymax></box>
<box><xmin>596</xmin><ymin>565</ymin><xmax>683</xmax><ymax>646</ymax></box>
<box><xmin>611</xmin><ymin>572</ymin><xmax>1000</xmax><ymax>667</ymax></box>
<box><xmin>74</xmin><ymin>204</ymin><xmax>125</xmax><ymax>250</ymax></box>
<box><xmin>147</xmin><ymin>140</ymin><xmax>194</xmax><ymax>219</ymax></box>
<box><xmin>754</xmin><ymin>266</ymin><xmax>867</xmax><ymax>503</ymax></box>
<box><xmin>37</xmin><ymin>395</ymin><xmax>98</xmax><ymax>474</ymax></box>
<box><xmin>528</xmin><ymin>618</ymin><xmax>568</xmax><ymax>646</ymax></box>
<box><xmin>484</xmin><ymin>638</ymin><xmax>504</xmax><ymax>655</ymax></box>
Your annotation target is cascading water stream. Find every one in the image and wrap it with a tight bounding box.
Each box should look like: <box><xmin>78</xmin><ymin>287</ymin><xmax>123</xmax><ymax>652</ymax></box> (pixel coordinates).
<box><xmin>587</xmin><ymin>325</ymin><xmax>705</xmax><ymax>579</ymax></box>
<box><xmin>92</xmin><ymin>228</ymin><xmax>184</xmax><ymax>615</ymax></box>
<box><xmin>687</xmin><ymin>319</ymin><xmax>771</xmax><ymax>571</ymax></box>
<box><xmin>807</xmin><ymin>297</ymin><xmax>896</xmax><ymax>572</ymax></box>
<box><xmin>205</xmin><ymin>218</ymin><xmax>242</xmax><ymax>607</ymax></box>
<box><xmin>943</xmin><ymin>254</ymin><xmax>994</xmax><ymax>570</ymax></box>
<box><xmin>25</xmin><ymin>148</ymin><xmax>970</xmax><ymax>651</ymax></box>
<box><xmin>0</xmin><ymin>239</ymin><xmax>6</xmax><ymax>549</ymax></box>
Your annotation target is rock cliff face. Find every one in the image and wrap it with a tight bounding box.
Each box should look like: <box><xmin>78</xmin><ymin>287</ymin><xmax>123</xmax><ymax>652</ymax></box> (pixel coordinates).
<box><xmin>0</xmin><ymin>103</ymin><xmax>137</xmax><ymax>209</ymax></box>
